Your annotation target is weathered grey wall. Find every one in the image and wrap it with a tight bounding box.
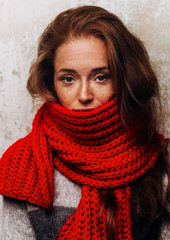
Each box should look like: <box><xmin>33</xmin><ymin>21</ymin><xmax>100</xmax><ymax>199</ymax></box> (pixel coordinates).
<box><xmin>0</xmin><ymin>0</ymin><xmax>169</xmax><ymax>236</ymax></box>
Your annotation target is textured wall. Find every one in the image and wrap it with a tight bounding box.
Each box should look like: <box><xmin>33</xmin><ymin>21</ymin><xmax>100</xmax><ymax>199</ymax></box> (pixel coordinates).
<box><xmin>0</xmin><ymin>0</ymin><xmax>169</xmax><ymax>235</ymax></box>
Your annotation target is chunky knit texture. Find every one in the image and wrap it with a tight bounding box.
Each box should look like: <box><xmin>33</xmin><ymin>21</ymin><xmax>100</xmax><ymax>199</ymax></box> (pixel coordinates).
<box><xmin>0</xmin><ymin>99</ymin><xmax>160</xmax><ymax>239</ymax></box>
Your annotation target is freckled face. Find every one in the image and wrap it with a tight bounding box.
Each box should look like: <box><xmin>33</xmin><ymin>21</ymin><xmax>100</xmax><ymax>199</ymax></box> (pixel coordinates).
<box><xmin>53</xmin><ymin>37</ymin><xmax>114</xmax><ymax>110</ymax></box>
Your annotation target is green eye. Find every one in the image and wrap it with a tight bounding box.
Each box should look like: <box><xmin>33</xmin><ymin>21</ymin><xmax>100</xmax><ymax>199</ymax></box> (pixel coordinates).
<box><xmin>97</xmin><ymin>76</ymin><xmax>105</xmax><ymax>81</ymax></box>
<box><xmin>60</xmin><ymin>77</ymin><xmax>74</xmax><ymax>83</ymax></box>
<box><xmin>96</xmin><ymin>75</ymin><xmax>108</xmax><ymax>82</ymax></box>
<box><xmin>65</xmin><ymin>77</ymin><xmax>73</xmax><ymax>83</ymax></box>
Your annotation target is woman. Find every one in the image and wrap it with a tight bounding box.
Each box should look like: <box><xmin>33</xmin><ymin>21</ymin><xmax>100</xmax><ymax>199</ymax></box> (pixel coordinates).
<box><xmin>0</xmin><ymin>5</ymin><xmax>169</xmax><ymax>240</ymax></box>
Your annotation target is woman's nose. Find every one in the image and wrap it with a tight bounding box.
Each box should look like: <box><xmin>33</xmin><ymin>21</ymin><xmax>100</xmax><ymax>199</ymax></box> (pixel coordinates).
<box><xmin>78</xmin><ymin>80</ymin><xmax>93</xmax><ymax>104</ymax></box>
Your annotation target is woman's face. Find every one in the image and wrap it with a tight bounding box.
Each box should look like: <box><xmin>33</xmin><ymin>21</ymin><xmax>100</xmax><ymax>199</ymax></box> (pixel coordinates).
<box><xmin>53</xmin><ymin>36</ymin><xmax>114</xmax><ymax>110</ymax></box>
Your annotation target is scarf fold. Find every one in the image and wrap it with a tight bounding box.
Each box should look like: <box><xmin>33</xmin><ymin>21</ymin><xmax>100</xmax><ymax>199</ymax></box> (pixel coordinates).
<box><xmin>0</xmin><ymin>99</ymin><xmax>160</xmax><ymax>239</ymax></box>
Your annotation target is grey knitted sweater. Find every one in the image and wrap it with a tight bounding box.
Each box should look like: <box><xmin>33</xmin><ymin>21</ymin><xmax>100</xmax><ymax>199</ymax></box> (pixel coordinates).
<box><xmin>1</xmin><ymin>169</ymin><xmax>169</xmax><ymax>240</ymax></box>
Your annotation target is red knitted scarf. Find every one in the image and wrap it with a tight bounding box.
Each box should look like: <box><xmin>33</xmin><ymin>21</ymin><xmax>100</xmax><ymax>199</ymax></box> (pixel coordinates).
<box><xmin>0</xmin><ymin>99</ymin><xmax>160</xmax><ymax>239</ymax></box>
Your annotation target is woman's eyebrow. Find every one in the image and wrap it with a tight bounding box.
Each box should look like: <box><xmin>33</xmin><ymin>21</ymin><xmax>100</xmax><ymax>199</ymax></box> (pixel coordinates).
<box><xmin>57</xmin><ymin>67</ymin><xmax>109</xmax><ymax>74</ymax></box>
<box><xmin>91</xmin><ymin>67</ymin><xmax>108</xmax><ymax>72</ymax></box>
<box><xmin>57</xmin><ymin>68</ymin><xmax>76</xmax><ymax>74</ymax></box>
